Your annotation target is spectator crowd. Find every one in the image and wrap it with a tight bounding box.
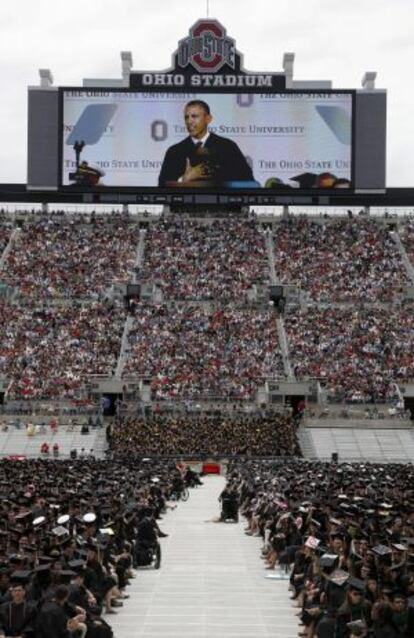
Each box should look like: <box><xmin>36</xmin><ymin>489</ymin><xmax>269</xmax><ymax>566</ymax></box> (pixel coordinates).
<box><xmin>1</xmin><ymin>212</ymin><xmax>414</xmax><ymax>405</ymax></box>
<box><xmin>140</xmin><ymin>217</ymin><xmax>268</xmax><ymax>300</ymax></box>
<box><xmin>110</xmin><ymin>412</ymin><xmax>300</xmax><ymax>457</ymax></box>
<box><xmin>1</xmin><ymin>216</ymin><xmax>139</xmax><ymax>298</ymax></box>
<box><xmin>228</xmin><ymin>459</ymin><xmax>414</xmax><ymax>638</ymax></box>
<box><xmin>0</xmin><ymin>299</ymin><xmax>125</xmax><ymax>399</ymax></box>
<box><xmin>123</xmin><ymin>303</ymin><xmax>284</xmax><ymax>400</ymax></box>
<box><xmin>284</xmin><ymin>304</ymin><xmax>414</xmax><ymax>403</ymax></box>
<box><xmin>274</xmin><ymin>218</ymin><xmax>408</xmax><ymax>302</ymax></box>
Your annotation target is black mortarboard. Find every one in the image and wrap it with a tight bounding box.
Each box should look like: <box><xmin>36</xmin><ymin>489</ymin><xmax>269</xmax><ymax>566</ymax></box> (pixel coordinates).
<box><xmin>33</xmin><ymin>564</ymin><xmax>51</xmax><ymax>574</ymax></box>
<box><xmin>14</xmin><ymin>511</ymin><xmax>31</xmax><ymax>522</ymax></box>
<box><xmin>37</xmin><ymin>556</ymin><xmax>53</xmax><ymax>565</ymax></box>
<box><xmin>347</xmin><ymin>577</ymin><xmax>365</xmax><ymax>593</ymax></box>
<box><xmin>57</xmin><ymin>569</ymin><xmax>76</xmax><ymax>581</ymax></box>
<box><xmin>320</xmin><ymin>554</ymin><xmax>339</xmax><ymax>570</ymax></box>
<box><xmin>10</xmin><ymin>570</ymin><xmax>31</xmax><ymax>585</ymax></box>
<box><xmin>68</xmin><ymin>559</ymin><xmax>86</xmax><ymax>572</ymax></box>
<box><xmin>9</xmin><ymin>554</ymin><xmax>25</xmax><ymax>565</ymax></box>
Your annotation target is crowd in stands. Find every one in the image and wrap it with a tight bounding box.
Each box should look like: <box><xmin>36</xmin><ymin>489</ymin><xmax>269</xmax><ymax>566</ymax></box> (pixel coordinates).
<box><xmin>1</xmin><ymin>212</ymin><xmax>413</xmax><ymax>406</ymax></box>
<box><xmin>140</xmin><ymin>217</ymin><xmax>268</xmax><ymax>300</ymax></box>
<box><xmin>285</xmin><ymin>305</ymin><xmax>414</xmax><ymax>403</ymax></box>
<box><xmin>0</xmin><ymin>299</ymin><xmax>125</xmax><ymax>399</ymax></box>
<box><xmin>109</xmin><ymin>412</ymin><xmax>300</xmax><ymax>457</ymax></box>
<box><xmin>123</xmin><ymin>303</ymin><xmax>283</xmax><ymax>399</ymax></box>
<box><xmin>400</xmin><ymin>220</ymin><xmax>414</xmax><ymax>267</ymax></box>
<box><xmin>1</xmin><ymin>216</ymin><xmax>139</xmax><ymax>298</ymax></box>
<box><xmin>228</xmin><ymin>459</ymin><xmax>414</xmax><ymax>638</ymax></box>
<box><xmin>0</xmin><ymin>457</ymin><xmax>182</xmax><ymax>637</ymax></box>
<box><xmin>274</xmin><ymin>218</ymin><xmax>408</xmax><ymax>302</ymax></box>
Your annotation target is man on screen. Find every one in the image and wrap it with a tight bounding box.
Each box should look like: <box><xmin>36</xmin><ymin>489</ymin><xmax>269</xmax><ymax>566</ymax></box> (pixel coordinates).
<box><xmin>158</xmin><ymin>100</ymin><xmax>255</xmax><ymax>187</ymax></box>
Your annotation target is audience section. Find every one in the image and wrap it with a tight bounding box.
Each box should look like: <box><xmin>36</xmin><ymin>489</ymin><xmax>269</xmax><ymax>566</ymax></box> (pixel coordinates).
<box><xmin>273</xmin><ymin>218</ymin><xmax>408</xmax><ymax>302</ymax></box>
<box><xmin>123</xmin><ymin>303</ymin><xmax>284</xmax><ymax>400</ymax></box>
<box><xmin>140</xmin><ymin>217</ymin><xmax>268</xmax><ymax>300</ymax></box>
<box><xmin>285</xmin><ymin>304</ymin><xmax>414</xmax><ymax>402</ymax></box>
<box><xmin>1</xmin><ymin>216</ymin><xmax>139</xmax><ymax>298</ymax></box>
<box><xmin>0</xmin><ymin>299</ymin><xmax>126</xmax><ymax>399</ymax></box>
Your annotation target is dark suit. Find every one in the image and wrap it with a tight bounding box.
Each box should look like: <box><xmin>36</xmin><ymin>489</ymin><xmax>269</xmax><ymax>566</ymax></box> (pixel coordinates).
<box><xmin>158</xmin><ymin>132</ymin><xmax>254</xmax><ymax>186</ymax></box>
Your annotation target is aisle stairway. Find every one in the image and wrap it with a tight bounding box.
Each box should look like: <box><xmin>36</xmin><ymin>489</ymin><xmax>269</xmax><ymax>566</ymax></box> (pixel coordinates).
<box><xmin>109</xmin><ymin>475</ymin><xmax>298</xmax><ymax>638</ymax></box>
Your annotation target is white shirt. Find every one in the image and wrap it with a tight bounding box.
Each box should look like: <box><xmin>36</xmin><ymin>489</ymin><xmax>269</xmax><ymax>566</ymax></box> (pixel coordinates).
<box><xmin>191</xmin><ymin>132</ymin><xmax>210</xmax><ymax>146</ymax></box>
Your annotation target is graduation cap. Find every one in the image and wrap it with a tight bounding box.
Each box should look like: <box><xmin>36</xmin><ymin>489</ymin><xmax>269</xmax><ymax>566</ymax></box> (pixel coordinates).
<box><xmin>37</xmin><ymin>555</ymin><xmax>54</xmax><ymax>565</ymax></box>
<box><xmin>328</xmin><ymin>569</ymin><xmax>350</xmax><ymax>587</ymax></box>
<box><xmin>319</xmin><ymin>554</ymin><xmax>339</xmax><ymax>570</ymax></box>
<box><xmin>68</xmin><ymin>559</ymin><xmax>86</xmax><ymax>573</ymax></box>
<box><xmin>329</xmin><ymin>518</ymin><xmax>343</xmax><ymax>527</ymax></box>
<box><xmin>347</xmin><ymin>577</ymin><xmax>365</xmax><ymax>593</ymax></box>
<box><xmin>372</xmin><ymin>544</ymin><xmax>392</xmax><ymax>556</ymax></box>
<box><xmin>305</xmin><ymin>536</ymin><xmax>321</xmax><ymax>550</ymax></box>
<box><xmin>392</xmin><ymin>543</ymin><xmax>408</xmax><ymax>552</ymax></box>
<box><xmin>33</xmin><ymin>564</ymin><xmax>52</xmax><ymax>575</ymax></box>
<box><xmin>14</xmin><ymin>511</ymin><xmax>31</xmax><ymax>522</ymax></box>
<box><xmin>33</xmin><ymin>516</ymin><xmax>46</xmax><ymax>527</ymax></box>
<box><xmin>9</xmin><ymin>554</ymin><xmax>26</xmax><ymax>565</ymax></box>
<box><xmin>52</xmin><ymin>526</ymin><xmax>68</xmax><ymax>538</ymax></box>
<box><xmin>10</xmin><ymin>570</ymin><xmax>32</xmax><ymax>585</ymax></box>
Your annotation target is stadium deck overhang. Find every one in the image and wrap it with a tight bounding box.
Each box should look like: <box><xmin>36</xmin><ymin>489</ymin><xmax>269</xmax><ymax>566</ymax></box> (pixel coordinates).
<box><xmin>0</xmin><ymin>184</ymin><xmax>414</xmax><ymax>208</ymax></box>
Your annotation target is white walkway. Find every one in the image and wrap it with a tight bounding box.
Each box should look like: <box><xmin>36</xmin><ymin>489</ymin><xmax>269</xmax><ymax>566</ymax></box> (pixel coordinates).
<box><xmin>109</xmin><ymin>475</ymin><xmax>298</xmax><ymax>638</ymax></box>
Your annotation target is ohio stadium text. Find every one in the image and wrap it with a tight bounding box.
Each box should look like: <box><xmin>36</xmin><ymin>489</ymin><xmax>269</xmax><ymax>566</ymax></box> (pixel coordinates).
<box><xmin>141</xmin><ymin>73</ymin><xmax>274</xmax><ymax>88</ymax></box>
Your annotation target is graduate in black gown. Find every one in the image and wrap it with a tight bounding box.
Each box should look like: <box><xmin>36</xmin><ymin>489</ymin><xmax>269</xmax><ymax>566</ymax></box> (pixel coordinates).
<box><xmin>36</xmin><ymin>585</ymin><xmax>86</xmax><ymax>638</ymax></box>
<box><xmin>0</xmin><ymin>576</ymin><xmax>37</xmax><ymax>638</ymax></box>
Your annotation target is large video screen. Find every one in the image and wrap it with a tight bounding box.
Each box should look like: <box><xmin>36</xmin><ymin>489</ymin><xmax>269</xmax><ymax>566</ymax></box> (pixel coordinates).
<box><xmin>61</xmin><ymin>90</ymin><xmax>353</xmax><ymax>190</ymax></box>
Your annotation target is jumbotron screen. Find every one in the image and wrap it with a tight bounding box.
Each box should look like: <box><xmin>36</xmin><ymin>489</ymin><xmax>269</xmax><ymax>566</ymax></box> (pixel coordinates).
<box><xmin>61</xmin><ymin>90</ymin><xmax>353</xmax><ymax>190</ymax></box>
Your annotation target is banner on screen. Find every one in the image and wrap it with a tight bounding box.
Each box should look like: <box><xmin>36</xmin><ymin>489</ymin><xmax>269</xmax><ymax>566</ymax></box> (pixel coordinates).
<box><xmin>61</xmin><ymin>90</ymin><xmax>353</xmax><ymax>190</ymax></box>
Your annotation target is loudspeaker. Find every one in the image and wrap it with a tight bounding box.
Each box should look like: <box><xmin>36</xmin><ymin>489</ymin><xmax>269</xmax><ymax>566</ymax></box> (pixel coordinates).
<box><xmin>331</xmin><ymin>452</ymin><xmax>339</xmax><ymax>463</ymax></box>
<box><xmin>269</xmin><ymin>285</ymin><xmax>284</xmax><ymax>303</ymax></box>
<box><xmin>126</xmin><ymin>283</ymin><xmax>141</xmax><ymax>297</ymax></box>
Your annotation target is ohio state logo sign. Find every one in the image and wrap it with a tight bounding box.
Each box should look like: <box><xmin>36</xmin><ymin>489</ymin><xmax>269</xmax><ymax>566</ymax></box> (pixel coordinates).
<box><xmin>177</xmin><ymin>20</ymin><xmax>236</xmax><ymax>72</ymax></box>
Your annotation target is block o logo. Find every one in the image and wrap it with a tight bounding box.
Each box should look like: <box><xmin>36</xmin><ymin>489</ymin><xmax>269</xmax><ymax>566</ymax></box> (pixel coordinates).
<box><xmin>177</xmin><ymin>20</ymin><xmax>236</xmax><ymax>73</ymax></box>
<box><xmin>151</xmin><ymin>120</ymin><xmax>168</xmax><ymax>142</ymax></box>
